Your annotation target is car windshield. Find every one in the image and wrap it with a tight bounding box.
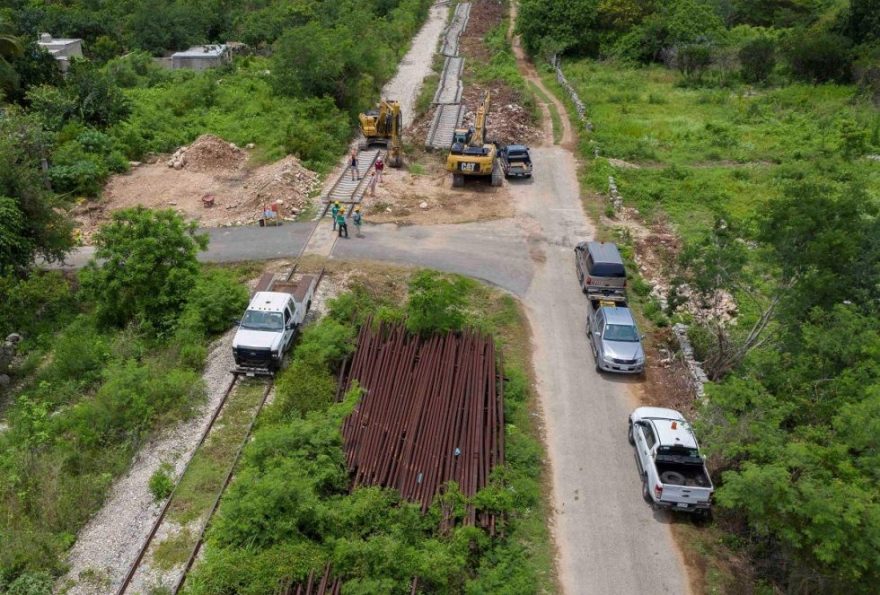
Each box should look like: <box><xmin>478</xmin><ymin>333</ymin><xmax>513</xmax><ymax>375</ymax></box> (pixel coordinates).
<box><xmin>240</xmin><ymin>310</ymin><xmax>283</xmax><ymax>331</ymax></box>
<box><xmin>603</xmin><ymin>323</ymin><xmax>640</xmax><ymax>342</ymax></box>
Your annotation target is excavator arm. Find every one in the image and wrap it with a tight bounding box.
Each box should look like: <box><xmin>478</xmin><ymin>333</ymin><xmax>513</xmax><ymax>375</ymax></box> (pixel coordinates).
<box><xmin>472</xmin><ymin>91</ymin><xmax>490</xmax><ymax>147</ymax></box>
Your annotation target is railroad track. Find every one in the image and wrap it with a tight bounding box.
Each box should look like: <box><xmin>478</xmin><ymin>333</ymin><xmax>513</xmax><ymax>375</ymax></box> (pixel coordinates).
<box><xmin>322</xmin><ymin>147</ymin><xmax>384</xmax><ymax>214</ymax></box>
<box><xmin>425</xmin><ymin>3</ymin><xmax>470</xmax><ymax>150</ymax></box>
<box><xmin>117</xmin><ymin>264</ymin><xmax>326</xmax><ymax>595</ymax></box>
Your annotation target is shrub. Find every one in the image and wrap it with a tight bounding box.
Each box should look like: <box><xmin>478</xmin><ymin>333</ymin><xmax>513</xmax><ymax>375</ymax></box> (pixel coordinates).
<box><xmin>79</xmin><ymin>208</ymin><xmax>208</xmax><ymax>332</ymax></box>
<box><xmin>182</xmin><ymin>270</ymin><xmax>249</xmax><ymax>335</ymax></box>
<box><xmin>677</xmin><ymin>44</ymin><xmax>713</xmax><ymax>82</ymax></box>
<box><xmin>5</xmin><ymin>572</ymin><xmax>54</xmax><ymax>595</ymax></box>
<box><xmin>739</xmin><ymin>37</ymin><xmax>776</xmax><ymax>83</ymax></box>
<box><xmin>149</xmin><ymin>463</ymin><xmax>175</xmax><ymax>501</ymax></box>
<box><xmin>785</xmin><ymin>31</ymin><xmax>852</xmax><ymax>83</ymax></box>
<box><xmin>0</xmin><ymin>271</ymin><xmax>75</xmax><ymax>340</ymax></box>
<box><xmin>406</xmin><ymin>271</ymin><xmax>468</xmax><ymax>336</ymax></box>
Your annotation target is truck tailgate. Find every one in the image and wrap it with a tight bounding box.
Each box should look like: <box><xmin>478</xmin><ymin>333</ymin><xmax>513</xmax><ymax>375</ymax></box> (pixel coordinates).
<box><xmin>660</xmin><ymin>484</ymin><xmax>712</xmax><ymax>509</ymax></box>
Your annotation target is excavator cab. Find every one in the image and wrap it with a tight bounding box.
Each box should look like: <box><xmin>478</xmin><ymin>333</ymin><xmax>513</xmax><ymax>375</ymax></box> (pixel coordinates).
<box><xmin>445</xmin><ymin>92</ymin><xmax>501</xmax><ymax>187</ymax></box>
<box><xmin>358</xmin><ymin>100</ymin><xmax>403</xmax><ymax>167</ymax></box>
<box><xmin>450</xmin><ymin>127</ymin><xmax>474</xmax><ymax>153</ymax></box>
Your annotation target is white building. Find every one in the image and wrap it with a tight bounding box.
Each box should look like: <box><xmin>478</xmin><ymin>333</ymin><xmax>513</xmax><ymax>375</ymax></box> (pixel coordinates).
<box><xmin>170</xmin><ymin>44</ymin><xmax>231</xmax><ymax>71</ymax></box>
<box><xmin>36</xmin><ymin>33</ymin><xmax>83</xmax><ymax>72</ymax></box>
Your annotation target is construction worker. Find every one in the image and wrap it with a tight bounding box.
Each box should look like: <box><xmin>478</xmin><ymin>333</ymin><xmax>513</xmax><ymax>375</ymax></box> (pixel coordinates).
<box><xmin>330</xmin><ymin>201</ymin><xmax>340</xmax><ymax>230</ymax></box>
<box><xmin>374</xmin><ymin>156</ymin><xmax>384</xmax><ymax>183</ymax></box>
<box><xmin>353</xmin><ymin>207</ymin><xmax>363</xmax><ymax>237</ymax></box>
<box><xmin>349</xmin><ymin>149</ymin><xmax>359</xmax><ymax>181</ymax></box>
<box><xmin>336</xmin><ymin>210</ymin><xmax>348</xmax><ymax>238</ymax></box>
<box><xmin>368</xmin><ymin>171</ymin><xmax>378</xmax><ymax>196</ymax></box>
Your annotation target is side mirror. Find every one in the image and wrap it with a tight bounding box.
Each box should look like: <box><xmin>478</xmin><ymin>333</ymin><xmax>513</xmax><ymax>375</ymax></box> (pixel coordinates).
<box><xmin>286</xmin><ymin>322</ymin><xmax>296</xmax><ymax>330</ymax></box>
<box><xmin>593</xmin><ymin>331</ymin><xmax>601</xmax><ymax>337</ymax></box>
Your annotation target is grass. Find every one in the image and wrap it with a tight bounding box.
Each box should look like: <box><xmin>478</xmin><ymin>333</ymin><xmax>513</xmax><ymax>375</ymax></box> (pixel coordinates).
<box><xmin>559</xmin><ymin>60</ymin><xmax>880</xmax><ymax>244</ymax></box>
<box><xmin>166</xmin><ymin>380</ymin><xmax>266</xmax><ymax>525</ymax></box>
<box><xmin>153</xmin><ymin>528</ymin><xmax>196</xmax><ymax>571</ymax></box>
<box><xmin>528</xmin><ymin>80</ymin><xmax>563</xmax><ymax>144</ymax></box>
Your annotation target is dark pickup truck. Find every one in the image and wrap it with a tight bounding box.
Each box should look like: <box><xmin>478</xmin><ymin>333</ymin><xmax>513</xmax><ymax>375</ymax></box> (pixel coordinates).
<box><xmin>498</xmin><ymin>144</ymin><xmax>532</xmax><ymax>178</ymax></box>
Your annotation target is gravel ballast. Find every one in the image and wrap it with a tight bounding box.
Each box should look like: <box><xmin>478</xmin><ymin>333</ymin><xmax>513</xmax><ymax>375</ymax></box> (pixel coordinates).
<box><xmin>57</xmin><ymin>331</ymin><xmax>236</xmax><ymax>594</ymax></box>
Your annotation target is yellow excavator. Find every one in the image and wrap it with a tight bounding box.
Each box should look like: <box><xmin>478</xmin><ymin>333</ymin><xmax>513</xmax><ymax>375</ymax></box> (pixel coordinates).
<box><xmin>358</xmin><ymin>100</ymin><xmax>402</xmax><ymax>167</ymax></box>
<box><xmin>446</xmin><ymin>92</ymin><xmax>501</xmax><ymax>187</ymax></box>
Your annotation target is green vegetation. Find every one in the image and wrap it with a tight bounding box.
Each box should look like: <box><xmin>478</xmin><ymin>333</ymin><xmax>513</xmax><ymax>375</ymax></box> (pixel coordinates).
<box><xmin>0</xmin><ymin>209</ymin><xmax>248</xmax><ymax>589</ymax></box>
<box><xmin>149</xmin><ymin>463</ymin><xmax>176</xmax><ymax>502</ymax></box>
<box><xmin>528</xmin><ymin>0</ymin><xmax>880</xmax><ymax>590</ymax></box>
<box><xmin>185</xmin><ymin>271</ymin><xmax>554</xmax><ymax>593</ymax></box>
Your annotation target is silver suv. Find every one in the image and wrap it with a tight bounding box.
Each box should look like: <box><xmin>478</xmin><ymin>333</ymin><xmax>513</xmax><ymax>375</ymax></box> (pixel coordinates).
<box><xmin>587</xmin><ymin>305</ymin><xmax>645</xmax><ymax>374</ymax></box>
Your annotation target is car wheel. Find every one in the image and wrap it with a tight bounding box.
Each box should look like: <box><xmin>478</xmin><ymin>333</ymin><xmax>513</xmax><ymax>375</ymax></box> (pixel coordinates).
<box><xmin>628</xmin><ymin>421</ymin><xmax>635</xmax><ymax>445</ymax></box>
<box><xmin>642</xmin><ymin>475</ymin><xmax>653</xmax><ymax>504</ymax></box>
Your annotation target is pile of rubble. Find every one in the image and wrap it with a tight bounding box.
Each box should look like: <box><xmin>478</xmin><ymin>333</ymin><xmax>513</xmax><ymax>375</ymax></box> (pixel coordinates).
<box><xmin>240</xmin><ymin>156</ymin><xmax>320</xmax><ymax>216</ymax></box>
<box><xmin>167</xmin><ymin>134</ymin><xmax>246</xmax><ymax>172</ymax></box>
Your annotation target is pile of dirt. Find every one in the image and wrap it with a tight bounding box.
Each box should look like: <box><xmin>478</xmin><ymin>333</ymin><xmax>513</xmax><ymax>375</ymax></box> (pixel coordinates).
<box><xmin>166</xmin><ymin>134</ymin><xmax>246</xmax><ymax>172</ymax></box>
<box><xmin>461</xmin><ymin>83</ymin><xmax>541</xmax><ymax>147</ymax></box>
<box><xmin>243</xmin><ymin>156</ymin><xmax>320</xmax><ymax>209</ymax></box>
<box><xmin>75</xmin><ymin>137</ymin><xmax>320</xmax><ymax>237</ymax></box>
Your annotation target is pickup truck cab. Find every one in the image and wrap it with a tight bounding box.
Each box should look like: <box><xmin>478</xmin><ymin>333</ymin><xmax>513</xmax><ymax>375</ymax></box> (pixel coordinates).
<box><xmin>232</xmin><ymin>275</ymin><xmax>316</xmax><ymax>375</ymax></box>
<box><xmin>498</xmin><ymin>144</ymin><xmax>532</xmax><ymax>178</ymax></box>
<box><xmin>628</xmin><ymin>407</ymin><xmax>713</xmax><ymax>517</ymax></box>
<box><xmin>587</xmin><ymin>301</ymin><xmax>645</xmax><ymax>374</ymax></box>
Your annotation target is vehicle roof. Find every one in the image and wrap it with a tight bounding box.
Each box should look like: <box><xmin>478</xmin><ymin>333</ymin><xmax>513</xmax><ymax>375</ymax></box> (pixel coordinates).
<box><xmin>633</xmin><ymin>407</ymin><xmax>697</xmax><ymax>449</ymax></box>
<box><xmin>601</xmin><ymin>306</ymin><xmax>636</xmax><ymax>325</ymax></box>
<box><xmin>247</xmin><ymin>291</ymin><xmax>291</xmax><ymax>313</ymax></box>
<box><xmin>506</xmin><ymin>144</ymin><xmax>528</xmax><ymax>151</ymax></box>
<box><xmin>586</xmin><ymin>241</ymin><xmax>623</xmax><ymax>264</ymax></box>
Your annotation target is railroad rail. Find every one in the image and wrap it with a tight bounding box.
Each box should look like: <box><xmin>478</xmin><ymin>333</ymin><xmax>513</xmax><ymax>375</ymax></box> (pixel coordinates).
<box><xmin>117</xmin><ymin>264</ymin><xmax>326</xmax><ymax>594</ymax></box>
<box><xmin>425</xmin><ymin>2</ymin><xmax>471</xmax><ymax>150</ymax></box>
<box><xmin>341</xmin><ymin>321</ymin><xmax>504</xmax><ymax>531</ymax></box>
<box><xmin>322</xmin><ymin>147</ymin><xmax>383</xmax><ymax>213</ymax></box>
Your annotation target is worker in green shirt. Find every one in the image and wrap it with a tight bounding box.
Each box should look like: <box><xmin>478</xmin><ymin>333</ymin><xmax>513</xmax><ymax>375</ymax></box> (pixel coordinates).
<box><xmin>352</xmin><ymin>207</ymin><xmax>363</xmax><ymax>237</ymax></box>
<box><xmin>336</xmin><ymin>211</ymin><xmax>348</xmax><ymax>238</ymax></box>
<box><xmin>330</xmin><ymin>201</ymin><xmax>341</xmax><ymax>230</ymax></box>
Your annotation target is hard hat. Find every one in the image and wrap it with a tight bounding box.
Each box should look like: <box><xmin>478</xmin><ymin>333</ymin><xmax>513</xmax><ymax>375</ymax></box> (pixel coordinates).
<box><xmin>334</xmin><ymin>200</ymin><xmax>340</xmax><ymax>206</ymax></box>
<box><xmin>355</xmin><ymin>206</ymin><xmax>361</xmax><ymax>212</ymax></box>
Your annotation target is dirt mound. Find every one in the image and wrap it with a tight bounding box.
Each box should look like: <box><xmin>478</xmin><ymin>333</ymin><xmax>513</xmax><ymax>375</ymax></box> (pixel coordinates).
<box><xmin>167</xmin><ymin>134</ymin><xmax>246</xmax><ymax>173</ymax></box>
<box><xmin>76</xmin><ymin>141</ymin><xmax>320</xmax><ymax>237</ymax></box>
<box><xmin>242</xmin><ymin>156</ymin><xmax>320</xmax><ymax>211</ymax></box>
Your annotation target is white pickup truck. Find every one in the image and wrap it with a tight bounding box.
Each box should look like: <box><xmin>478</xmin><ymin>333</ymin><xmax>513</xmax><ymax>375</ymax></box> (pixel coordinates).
<box><xmin>232</xmin><ymin>274</ymin><xmax>317</xmax><ymax>375</ymax></box>
<box><xmin>628</xmin><ymin>407</ymin><xmax>713</xmax><ymax>517</ymax></box>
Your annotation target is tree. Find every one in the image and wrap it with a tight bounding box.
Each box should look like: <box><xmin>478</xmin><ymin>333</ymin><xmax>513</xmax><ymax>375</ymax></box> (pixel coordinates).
<box><xmin>739</xmin><ymin>37</ymin><xmax>776</xmax><ymax>83</ymax></box>
<box><xmin>80</xmin><ymin>207</ymin><xmax>208</xmax><ymax>331</ymax></box>
<box><xmin>757</xmin><ymin>180</ymin><xmax>879</xmax><ymax>322</ymax></box>
<box><xmin>406</xmin><ymin>271</ymin><xmax>468</xmax><ymax>336</ymax></box>
<box><xmin>0</xmin><ymin>109</ymin><xmax>73</xmax><ymax>273</ymax></box>
<box><xmin>676</xmin><ymin>43</ymin><xmax>713</xmax><ymax>82</ymax></box>
<box><xmin>0</xmin><ymin>19</ymin><xmax>23</xmax><ymax>95</ymax></box>
<box><xmin>785</xmin><ymin>30</ymin><xmax>852</xmax><ymax>83</ymax></box>
<box><xmin>844</xmin><ymin>0</ymin><xmax>880</xmax><ymax>45</ymax></box>
<box><xmin>517</xmin><ymin>0</ymin><xmax>600</xmax><ymax>57</ymax></box>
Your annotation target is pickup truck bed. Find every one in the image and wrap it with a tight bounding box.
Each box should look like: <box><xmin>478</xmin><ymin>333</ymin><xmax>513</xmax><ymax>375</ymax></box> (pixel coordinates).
<box><xmin>656</xmin><ymin>461</ymin><xmax>712</xmax><ymax>487</ymax></box>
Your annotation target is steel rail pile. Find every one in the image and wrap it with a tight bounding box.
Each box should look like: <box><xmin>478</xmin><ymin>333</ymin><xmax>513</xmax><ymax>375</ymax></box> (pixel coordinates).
<box><xmin>341</xmin><ymin>321</ymin><xmax>504</xmax><ymax>530</ymax></box>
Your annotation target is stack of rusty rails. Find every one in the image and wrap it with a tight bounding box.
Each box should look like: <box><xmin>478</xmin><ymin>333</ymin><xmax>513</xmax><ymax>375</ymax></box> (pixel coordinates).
<box><xmin>340</xmin><ymin>321</ymin><xmax>504</xmax><ymax>530</ymax></box>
